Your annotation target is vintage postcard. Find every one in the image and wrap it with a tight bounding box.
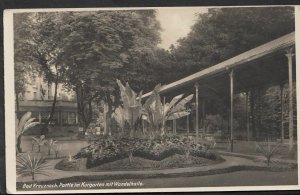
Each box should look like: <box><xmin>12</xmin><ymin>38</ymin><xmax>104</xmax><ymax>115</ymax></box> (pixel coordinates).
<box><xmin>4</xmin><ymin>5</ymin><xmax>300</xmax><ymax>193</ymax></box>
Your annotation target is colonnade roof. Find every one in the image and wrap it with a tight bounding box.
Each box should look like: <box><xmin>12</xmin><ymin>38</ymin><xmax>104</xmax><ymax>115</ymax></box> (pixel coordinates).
<box><xmin>141</xmin><ymin>32</ymin><xmax>295</xmax><ymax>101</ymax></box>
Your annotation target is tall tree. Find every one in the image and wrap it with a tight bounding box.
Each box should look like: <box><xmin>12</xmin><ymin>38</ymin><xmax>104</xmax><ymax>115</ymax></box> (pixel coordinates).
<box><xmin>57</xmin><ymin>10</ymin><xmax>161</xmax><ymax>133</ymax></box>
<box><xmin>14</xmin><ymin>12</ymin><xmax>67</xmax><ymax>133</ymax></box>
<box><xmin>170</xmin><ymin>7</ymin><xmax>294</xmax><ymax>80</ymax></box>
<box><xmin>14</xmin><ymin>14</ymin><xmax>36</xmax><ymax>119</ymax></box>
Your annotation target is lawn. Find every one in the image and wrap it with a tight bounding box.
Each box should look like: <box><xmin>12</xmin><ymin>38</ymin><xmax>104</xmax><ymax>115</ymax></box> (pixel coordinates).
<box><xmin>214</xmin><ymin>140</ymin><xmax>297</xmax><ymax>160</ymax></box>
<box><xmin>20</xmin><ymin>135</ymin><xmax>90</xmax><ymax>158</ymax></box>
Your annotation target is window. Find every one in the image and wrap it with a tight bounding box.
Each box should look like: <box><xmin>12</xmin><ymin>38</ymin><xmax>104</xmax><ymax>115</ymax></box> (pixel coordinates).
<box><xmin>62</xmin><ymin>112</ymin><xmax>68</xmax><ymax>125</ymax></box>
<box><xmin>31</xmin><ymin>112</ymin><xmax>39</xmax><ymax>120</ymax></box>
<box><xmin>68</xmin><ymin>112</ymin><xmax>76</xmax><ymax>125</ymax></box>
<box><xmin>51</xmin><ymin>112</ymin><xmax>60</xmax><ymax>125</ymax></box>
<box><xmin>41</xmin><ymin>112</ymin><xmax>49</xmax><ymax>123</ymax></box>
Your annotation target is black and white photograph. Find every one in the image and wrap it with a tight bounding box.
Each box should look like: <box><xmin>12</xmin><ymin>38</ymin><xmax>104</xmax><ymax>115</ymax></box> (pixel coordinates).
<box><xmin>4</xmin><ymin>5</ymin><xmax>300</xmax><ymax>193</ymax></box>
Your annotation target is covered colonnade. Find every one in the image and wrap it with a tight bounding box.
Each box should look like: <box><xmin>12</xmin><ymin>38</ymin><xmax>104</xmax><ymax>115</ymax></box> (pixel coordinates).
<box><xmin>142</xmin><ymin>32</ymin><xmax>296</xmax><ymax>152</ymax></box>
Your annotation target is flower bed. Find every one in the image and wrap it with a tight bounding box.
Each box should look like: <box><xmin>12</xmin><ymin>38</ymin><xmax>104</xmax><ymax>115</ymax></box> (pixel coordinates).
<box><xmin>72</xmin><ymin>136</ymin><xmax>222</xmax><ymax>169</ymax></box>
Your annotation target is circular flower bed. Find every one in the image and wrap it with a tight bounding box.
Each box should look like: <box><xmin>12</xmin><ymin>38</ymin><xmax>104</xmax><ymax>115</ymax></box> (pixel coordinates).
<box><xmin>56</xmin><ymin>135</ymin><xmax>223</xmax><ymax>170</ymax></box>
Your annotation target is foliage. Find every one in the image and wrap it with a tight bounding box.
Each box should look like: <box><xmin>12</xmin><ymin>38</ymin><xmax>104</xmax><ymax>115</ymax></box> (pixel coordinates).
<box><xmin>14</xmin><ymin>10</ymin><xmax>162</xmax><ymax>133</ymax></box>
<box><xmin>170</xmin><ymin>7</ymin><xmax>294</xmax><ymax>78</ymax></box>
<box><xmin>74</xmin><ymin>135</ymin><xmax>220</xmax><ymax>168</ymax></box>
<box><xmin>204</xmin><ymin>114</ymin><xmax>223</xmax><ymax>133</ymax></box>
<box><xmin>53</xmin><ymin>144</ymin><xmax>62</xmax><ymax>158</ymax></box>
<box><xmin>16</xmin><ymin>153</ymin><xmax>50</xmax><ymax>181</ymax></box>
<box><xmin>116</xmin><ymin>79</ymin><xmax>143</xmax><ymax>136</ymax></box>
<box><xmin>14</xmin><ymin>13</ymin><xmax>68</xmax><ymax>130</ymax></box>
<box><xmin>58</xmin><ymin>10</ymin><xmax>161</xmax><ymax>131</ymax></box>
<box><xmin>45</xmin><ymin>139</ymin><xmax>57</xmax><ymax>155</ymax></box>
<box><xmin>142</xmin><ymin>84</ymin><xmax>193</xmax><ymax>136</ymax></box>
<box><xmin>32</xmin><ymin>135</ymin><xmax>47</xmax><ymax>153</ymax></box>
<box><xmin>249</xmin><ymin>84</ymin><xmax>296</xmax><ymax>140</ymax></box>
<box><xmin>203</xmin><ymin>114</ymin><xmax>239</xmax><ymax>135</ymax></box>
<box><xmin>14</xmin><ymin>14</ymin><xmax>37</xmax><ymax>103</ymax></box>
<box><xmin>255</xmin><ymin>140</ymin><xmax>281</xmax><ymax>166</ymax></box>
<box><xmin>149</xmin><ymin>7</ymin><xmax>295</xmax><ymax>142</ymax></box>
<box><xmin>111</xmin><ymin>106</ymin><xmax>126</xmax><ymax>133</ymax></box>
<box><xmin>16</xmin><ymin>112</ymin><xmax>39</xmax><ymax>153</ymax></box>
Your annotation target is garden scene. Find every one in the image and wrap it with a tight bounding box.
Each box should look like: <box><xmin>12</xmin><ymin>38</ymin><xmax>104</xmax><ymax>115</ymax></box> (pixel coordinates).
<box><xmin>14</xmin><ymin>7</ymin><xmax>297</xmax><ymax>189</ymax></box>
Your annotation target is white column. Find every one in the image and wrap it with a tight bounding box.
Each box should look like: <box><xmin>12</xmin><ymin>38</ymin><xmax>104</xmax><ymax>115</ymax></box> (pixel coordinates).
<box><xmin>245</xmin><ymin>91</ymin><xmax>250</xmax><ymax>141</ymax></box>
<box><xmin>280</xmin><ymin>84</ymin><xmax>284</xmax><ymax>143</ymax></box>
<box><xmin>202</xmin><ymin>100</ymin><xmax>206</xmax><ymax>135</ymax></box>
<box><xmin>195</xmin><ymin>82</ymin><xmax>199</xmax><ymax>140</ymax></box>
<box><xmin>229</xmin><ymin>70</ymin><xmax>234</xmax><ymax>152</ymax></box>
<box><xmin>285</xmin><ymin>49</ymin><xmax>294</xmax><ymax>151</ymax></box>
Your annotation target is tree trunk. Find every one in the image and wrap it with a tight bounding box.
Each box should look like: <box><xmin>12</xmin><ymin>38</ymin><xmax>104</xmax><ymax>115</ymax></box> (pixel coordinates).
<box><xmin>16</xmin><ymin>135</ymin><xmax>22</xmax><ymax>153</ymax></box>
<box><xmin>81</xmin><ymin>100</ymin><xmax>93</xmax><ymax>134</ymax></box>
<box><xmin>106</xmin><ymin>114</ymin><xmax>111</xmax><ymax>136</ymax></box>
<box><xmin>257</xmin><ymin>88</ymin><xmax>262</xmax><ymax>139</ymax></box>
<box><xmin>42</xmin><ymin>74</ymin><xmax>59</xmax><ymax>135</ymax></box>
<box><xmin>250</xmin><ymin>90</ymin><xmax>256</xmax><ymax>139</ymax></box>
<box><xmin>16</xmin><ymin>92</ymin><xmax>20</xmax><ymax>120</ymax></box>
<box><xmin>87</xmin><ymin>100</ymin><xmax>93</xmax><ymax>127</ymax></box>
<box><xmin>48</xmin><ymin>75</ymin><xmax>59</xmax><ymax>123</ymax></box>
<box><xmin>76</xmin><ymin>85</ymin><xmax>87</xmax><ymax>135</ymax></box>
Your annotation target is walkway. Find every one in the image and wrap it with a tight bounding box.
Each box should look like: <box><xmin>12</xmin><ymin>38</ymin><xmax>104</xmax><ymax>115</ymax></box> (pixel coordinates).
<box><xmin>216</xmin><ymin>150</ymin><xmax>298</xmax><ymax>164</ymax></box>
<box><xmin>18</xmin><ymin>155</ymin><xmax>271</xmax><ymax>183</ymax></box>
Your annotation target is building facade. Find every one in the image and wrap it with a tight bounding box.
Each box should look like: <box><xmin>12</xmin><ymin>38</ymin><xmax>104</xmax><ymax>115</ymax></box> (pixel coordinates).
<box><xmin>18</xmin><ymin>76</ymin><xmax>78</xmax><ymax>135</ymax></box>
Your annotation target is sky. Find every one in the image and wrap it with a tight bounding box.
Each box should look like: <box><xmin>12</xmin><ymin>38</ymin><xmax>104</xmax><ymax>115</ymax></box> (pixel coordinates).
<box><xmin>156</xmin><ymin>7</ymin><xmax>208</xmax><ymax>50</ymax></box>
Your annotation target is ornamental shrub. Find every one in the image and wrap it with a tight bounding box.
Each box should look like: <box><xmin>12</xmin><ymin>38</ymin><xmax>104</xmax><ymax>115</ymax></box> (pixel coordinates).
<box><xmin>74</xmin><ymin>135</ymin><xmax>221</xmax><ymax>168</ymax></box>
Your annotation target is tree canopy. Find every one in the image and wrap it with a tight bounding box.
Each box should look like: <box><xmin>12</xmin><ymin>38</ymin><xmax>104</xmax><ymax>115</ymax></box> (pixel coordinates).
<box><xmin>14</xmin><ymin>7</ymin><xmax>296</xmax><ymax>138</ymax></box>
<box><xmin>14</xmin><ymin>10</ymin><xmax>162</xmax><ymax>129</ymax></box>
<box><xmin>167</xmin><ymin>7</ymin><xmax>295</xmax><ymax>82</ymax></box>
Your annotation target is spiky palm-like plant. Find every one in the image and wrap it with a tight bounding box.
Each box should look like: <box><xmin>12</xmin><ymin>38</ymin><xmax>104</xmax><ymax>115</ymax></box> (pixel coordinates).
<box><xmin>45</xmin><ymin>139</ymin><xmax>57</xmax><ymax>155</ymax></box>
<box><xmin>16</xmin><ymin>153</ymin><xmax>50</xmax><ymax>181</ymax></box>
<box><xmin>255</xmin><ymin>139</ymin><xmax>281</xmax><ymax>166</ymax></box>
<box><xmin>116</xmin><ymin>79</ymin><xmax>143</xmax><ymax>137</ymax></box>
<box><xmin>142</xmin><ymin>84</ymin><xmax>194</xmax><ymax>136</ymax></box>
<box><xmin>111</xmin><ymin>106</ymin><xmax>126</xmax><ymax>134</ymax></box>
<box><xmin>53</xmin><ymin>144</ymin><xmax>62</xmax><ymax>158</ymax></box>
<box><xmin>16</xmin><ymin>112</ymin><xmax>40</xmax><ymax>153</ymax></box>
<box><xmin>32</xmin><ymin>135</ymin><xmax>46</xmax><ymax>153</ymax></box>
